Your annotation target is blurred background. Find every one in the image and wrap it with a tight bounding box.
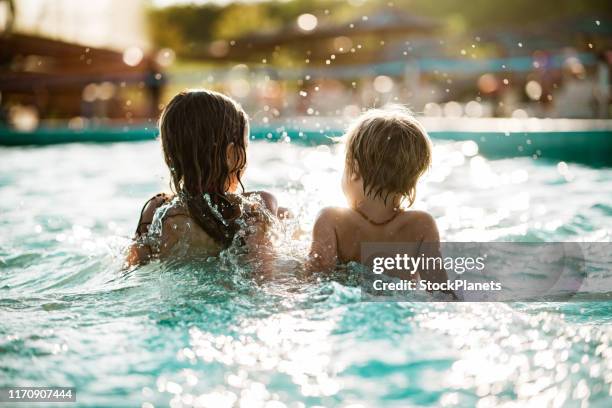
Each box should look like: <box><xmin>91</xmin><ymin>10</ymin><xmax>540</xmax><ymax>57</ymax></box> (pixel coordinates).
<box><xmin>1</xmin><ymin>0</ymin><xmax>611</xmax><ymax>132</ymax></box>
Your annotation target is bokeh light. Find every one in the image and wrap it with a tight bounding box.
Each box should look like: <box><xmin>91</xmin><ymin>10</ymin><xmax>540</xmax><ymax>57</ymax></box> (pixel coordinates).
<box><xmin>465</xmin><ymin>101</ymin><xmax>484</xmax><ymax>118</ymax></box>
<box><xmin>155</xmin><ymin>48</ymin><xmax>176</xmax><ymax>67</ymax></box>
<box><xmin>477</xmin><ymin>73</ymin><xmax>498</xmax><ymax>94</ymax></box>
<box><xmin>511</xmin><ymin>109</ymin><xmax>529</xmax><ymax>119</ymax></box>
<box><xmin>333</xmin><ymin>36</ymin><xmax>353</xmax><ymax>53</ymax></box>
<box><xmin>443</xmin><ymin>101</ymin><xmax>463</xmax><ymax>117</ymax></box>
<box><xmin>229</xmin><ymin>79</ymin><xmax>250</xmax><ymax>98</ymax></box>
<box><xmin>8</xmin><ymin>105</ymin><xmax>39</xmax><ymax>131</ymax></box>
<box><xmin>525</xmin><ymin>80</ymin><xmax>543</xmax><ymax>101</ymax></box>
<box><xmin>122</xmin><ymin>46</ymin><xmax>144</xmax><ymax>67</ymax></box>
<box><xmin>297</xmin><ymin>13</ymin><xmax>318</xmax><ymax>31</ymax></box>
<box><xmin>373</xmin><ymin>75</ymin><xmax>394</xmax><ymax>93</ymax></box>
<box><xmin>209</xmin><ymin>40</ymin><xmax>229</xmax><ymax>57</ymax></box>
<box><xmin>423</xmin><ymin>102</ymin><xmax>442</xmax><ymax>117</ymax></box>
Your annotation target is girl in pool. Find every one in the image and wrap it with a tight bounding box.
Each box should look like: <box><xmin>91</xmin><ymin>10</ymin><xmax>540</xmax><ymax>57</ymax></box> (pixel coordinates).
<box><xmin>127</xmin><ymin>89</ymin><xmax>283</xmax><ymax>266</ymax></box>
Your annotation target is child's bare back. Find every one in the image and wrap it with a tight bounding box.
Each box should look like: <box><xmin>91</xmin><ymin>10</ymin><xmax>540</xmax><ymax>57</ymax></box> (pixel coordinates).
<box><xmin>311</xmin><ymin>207</ymin><xmax>439</xmax><ymax>269</ymax></box>
<box><xmin>128</xmin><ymin>191</ymin><xmax>278</xmax><ymax>264</ymax></box>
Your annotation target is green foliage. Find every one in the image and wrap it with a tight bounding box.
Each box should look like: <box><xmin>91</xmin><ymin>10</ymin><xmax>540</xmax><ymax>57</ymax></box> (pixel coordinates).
<box><xmin>214</xmin><ymin>3</ymin><xmax>280</xmax><ymax>39</ymax></box>
<box><xmin>148</xmin><ymin>0</ymin><xmax>347</xmax><ymax>55</ymax></box>
<box><xmin>148</xmin><ymin>0</ymin><xmax>612</xmax><ymax>58</ymax></box>
<box><xmin>147</xmin><ymin>4</ymin><xmax>223</xmax><ymax>53</ymax></box>
<box><xmin>394</xmin><ymin>0</ymin><xmax>612</xmax><ymax>29</ymax></box>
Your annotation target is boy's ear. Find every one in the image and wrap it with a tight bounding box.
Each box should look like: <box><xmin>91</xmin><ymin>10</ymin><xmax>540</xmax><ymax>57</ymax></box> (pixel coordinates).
<box><xmin>351</xmin><ymin>163</ymin><xmax>361</xmax><ymax>181</ymax></box>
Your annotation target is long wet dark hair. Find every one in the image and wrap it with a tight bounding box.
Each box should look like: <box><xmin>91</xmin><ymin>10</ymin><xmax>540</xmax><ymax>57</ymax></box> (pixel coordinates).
<box><xmin>159</xmin><ymin>90</ymin><xmax>248</xmax><ymax>247</ymax></box>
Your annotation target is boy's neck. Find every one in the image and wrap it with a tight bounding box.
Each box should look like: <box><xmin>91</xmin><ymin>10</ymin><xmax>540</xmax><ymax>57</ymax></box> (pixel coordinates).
<box><xmin>353</xmin><ymin>195</ymin><xmax>401</xmax><ymax>220</ymax></box>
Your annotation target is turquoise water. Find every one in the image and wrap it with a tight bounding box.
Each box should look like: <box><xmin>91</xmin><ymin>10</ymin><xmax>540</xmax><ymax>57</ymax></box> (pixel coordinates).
<box><xmin>1</xmin><ymin>140</ymin><xmax>611</xmax><ymax>407</ymax></box>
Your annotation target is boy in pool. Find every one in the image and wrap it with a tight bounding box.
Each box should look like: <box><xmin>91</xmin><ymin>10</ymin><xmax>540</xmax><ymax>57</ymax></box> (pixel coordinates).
<box><xmin>309</xmin><ymin>106</ymin><xmax>450</xmax><ymax>286</ymax></box>
<box><xmin>127</xmin><ymin>90</ymin><xmax>284</xmax><ymax>266</ymax></box>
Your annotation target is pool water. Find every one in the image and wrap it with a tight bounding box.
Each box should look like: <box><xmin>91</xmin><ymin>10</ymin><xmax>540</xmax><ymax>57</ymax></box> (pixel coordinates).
<box><xmin>1</xmin><ymin>139</ymin><xmax>611</xmax><ymax>407</ymax></box>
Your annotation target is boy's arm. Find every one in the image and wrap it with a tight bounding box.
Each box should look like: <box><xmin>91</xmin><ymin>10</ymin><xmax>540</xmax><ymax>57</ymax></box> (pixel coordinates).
<box><xmin>414</xmin><ymin>211</ymin><xmax>457</xmax><ymax>299</ymax></box>
<box><xmin>308</xmin><ymin>208</ymin><xmax>339</xmax><ymax>273</ymax></box>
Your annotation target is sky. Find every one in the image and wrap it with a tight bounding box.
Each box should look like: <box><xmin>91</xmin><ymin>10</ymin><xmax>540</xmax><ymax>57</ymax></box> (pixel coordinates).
<box><xmin>151</xmin><ymin>0</ymin><xmax>259</xmax><ymax>7</ymax></box>
<box><xmin>13</xmin><ymin>0</ymin><xmax>149</xmax><ymax>49</ymax></box>
<box><xmin>9</xmin><ymin>0</ymin><xmax>265</xmax><ymax>49</ymax></box>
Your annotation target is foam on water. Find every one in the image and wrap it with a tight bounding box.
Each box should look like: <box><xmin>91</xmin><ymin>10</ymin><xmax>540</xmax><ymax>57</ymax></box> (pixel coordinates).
<box><xmin>0</xmin><ymin>140</ymin><xmax>611</xmax><ymax>406</ymax></box>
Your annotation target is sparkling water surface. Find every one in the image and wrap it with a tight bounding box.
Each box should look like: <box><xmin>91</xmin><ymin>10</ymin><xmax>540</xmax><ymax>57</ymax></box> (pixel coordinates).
<box><xmin>1</xmin><ymin>139</ymin><xmax>611</xmax><ymax>407</ymax></box>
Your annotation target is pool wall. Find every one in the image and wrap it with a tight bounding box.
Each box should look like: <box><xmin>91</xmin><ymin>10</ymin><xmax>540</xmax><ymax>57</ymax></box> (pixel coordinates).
<box><xmin>1</xmin><ymin>123</ymin><xmax>611</xmax><ymax>166</ymax></box>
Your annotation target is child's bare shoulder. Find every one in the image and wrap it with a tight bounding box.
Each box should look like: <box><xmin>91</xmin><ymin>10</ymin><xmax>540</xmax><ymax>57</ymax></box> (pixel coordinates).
<box><xmin>314</xmin><ymin>206</ymin><xmax>350</xmax><ymax>224</ymax></box>
<box><xmin>399</xmin><ymin>210</ymin><xmax>436</xmax><ymax>224</ymax></box>
<box><xmin>396</xmin><ymin>210</ymin><xmax>439</xmax><ymax>240</ymax></box>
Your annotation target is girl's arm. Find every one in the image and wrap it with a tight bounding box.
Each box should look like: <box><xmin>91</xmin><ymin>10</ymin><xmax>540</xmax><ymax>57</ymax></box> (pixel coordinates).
<box><xmin>245</xmin><ymin>191</ymin><xmax>293</xmax><ymax>219</ymax></box>
<box><xmin>238</xmin><ymin>193</ymin><xmax>278</xmax><ymax>278</ymax></box>
<box><xmin>245</xmin><ymin>191</ymin><xmax>277</xmax><ymax>214</ymax></box>
<box><xmin>125</xmin><ymin>194</ymin><xmax>168</xmax><ymax>267</ymax></box>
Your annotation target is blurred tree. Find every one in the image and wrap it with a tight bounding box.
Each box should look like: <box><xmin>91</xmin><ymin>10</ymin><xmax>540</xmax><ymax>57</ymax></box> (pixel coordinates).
<box><xmin>148</xmin><ymin>0</ymin><xmax>612</xmax><ymax>59</ymax></box>
<box><xmin>394</xmin><ymin>0</ymin><xmax>612</xmax><ymax>29</ymax></box>
<box><xmin>214</xmin><ymin>3</ymin><xmax>279</xmax><ymax>39</ymax></box>
<box><xmin>148</xmin><ymin>0</ymin><xmax>348</xmax><ymax>57</ymax></box>
<box><xmin>148</xmin><ymin>4</ymin><xmax>223</xmax><ymax>54</ymax></box>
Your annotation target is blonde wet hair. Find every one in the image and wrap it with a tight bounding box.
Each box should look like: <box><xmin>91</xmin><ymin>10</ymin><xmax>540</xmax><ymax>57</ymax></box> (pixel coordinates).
<box><xmin>345</xmin><ymin>105</ymin><xmax>432</xmax><ymax>206</ymax></box>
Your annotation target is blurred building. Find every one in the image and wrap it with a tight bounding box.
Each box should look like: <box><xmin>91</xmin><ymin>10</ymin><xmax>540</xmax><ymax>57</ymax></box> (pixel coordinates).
<box><xmin>0</xmin><ymin>0</ymin><xmax>163</xmax><ymax>130</ymax></box>
<box><xmin>1</xmin><ymin>0</ymin><xmax>610</xmax><ymax>127</ymax></box>
<box><xmin>177</xmin><ymin>9</ymin><xmax>611</xmax><ymax>120</ymax></box>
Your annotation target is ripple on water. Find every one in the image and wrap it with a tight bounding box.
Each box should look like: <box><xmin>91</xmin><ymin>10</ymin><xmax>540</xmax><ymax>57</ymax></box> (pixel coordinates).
<box><xmin>0</xmin><ymin>141</ymin><xmax>610</xmax><ymax>406</ymax></box>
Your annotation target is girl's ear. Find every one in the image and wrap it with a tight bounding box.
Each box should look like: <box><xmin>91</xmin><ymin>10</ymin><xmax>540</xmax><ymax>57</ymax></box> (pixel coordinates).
<box><xmin>226</xmin><ymin>142</ymin><xmax>236</xmax><ymax>169</ymax></box>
